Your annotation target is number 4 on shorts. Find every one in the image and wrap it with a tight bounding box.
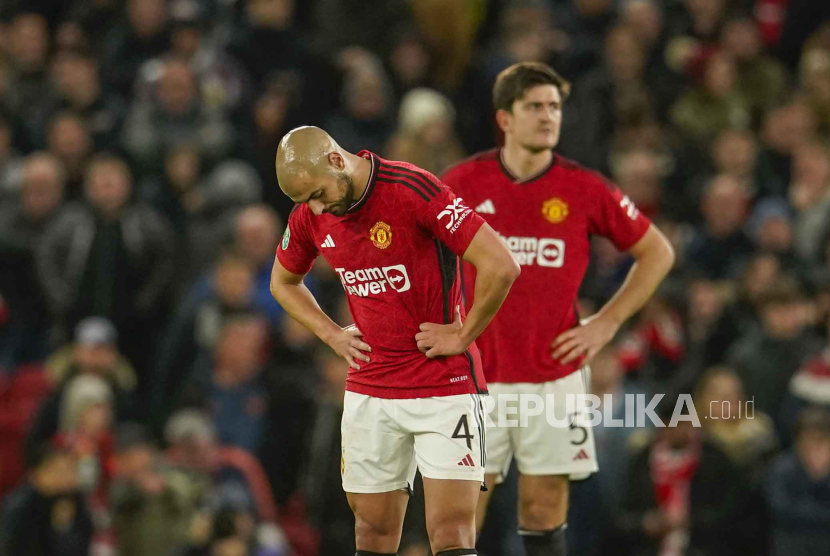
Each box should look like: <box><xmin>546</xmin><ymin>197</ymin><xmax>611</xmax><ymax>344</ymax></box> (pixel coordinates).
<box><xmin>452</xmin><ymin>414</ymin><xmax>474</xmax><ymax>450</ymax></box>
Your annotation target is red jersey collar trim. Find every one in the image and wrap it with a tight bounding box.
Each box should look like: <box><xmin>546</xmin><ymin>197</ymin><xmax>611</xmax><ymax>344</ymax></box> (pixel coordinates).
<box><xmin>348</xmin><ymin>151</ymin><xmax>379</xmax><ymax>213</ymax></box>
<box><xmin>498</xmin><ymin>148</ymin><xmax>557</xmax><ymax>184</ymax></box>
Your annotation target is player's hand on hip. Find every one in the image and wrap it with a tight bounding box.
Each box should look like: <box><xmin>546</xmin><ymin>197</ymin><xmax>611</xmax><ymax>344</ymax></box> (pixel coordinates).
<box><xmin>416</xmin><ymin>305</ymin><xmax>468</xmax><ymax>358</ymax></box>
<box><xmin>551</xmin><ymin>314</ymin><xmax>619</xmax><ymax>366</ymax></box>
<box><xmin>329</xmin><ymin>324</ymin><xmax>372</xmax><ymax>370</ymax></box>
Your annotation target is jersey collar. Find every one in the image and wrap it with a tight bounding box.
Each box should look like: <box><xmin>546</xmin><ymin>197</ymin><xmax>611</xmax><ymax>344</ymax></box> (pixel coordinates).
<box><xmin>347</xmin><ymin>151</ymin><xmax>379</xmax><ymax>213</ymax></box>
<box><xmin>498</xmin><ymin>148</ymin><xmax>557</xmax><ymax>184</ymax></box>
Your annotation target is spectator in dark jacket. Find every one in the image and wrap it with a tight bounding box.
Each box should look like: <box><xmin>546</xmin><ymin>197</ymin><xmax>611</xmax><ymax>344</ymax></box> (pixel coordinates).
<box><xmin>37</xmin><ymin>154</ymin><xmax>175</xmax><ymax>389</ymax></box>
<box><xmin>727</xmin><ymin>280</ymin><xmax>822</xmax><ymax>425</ymax></box>
<box><xmin>764</xmin><ymin>408</ymin><xmax>830</xmax><ymax>556</ymax></box>
<box><xmin>0</xmin><ymin>443</ymin><xmax>93</xmax><ymax>556</ymax></box>
<box><xmin>613</xmin><ymin>394</ymin><xmax>757</xmax><ymax>556</ymax></box>
<box><xmin>685</xmin><ymin>174</ymin><xmax>756</xmax><ymax>279</ymax></box>
<box><xmin>0</xmin><ymin>152</ymin><xmax>65</xmax><ymax>369</ymax></box>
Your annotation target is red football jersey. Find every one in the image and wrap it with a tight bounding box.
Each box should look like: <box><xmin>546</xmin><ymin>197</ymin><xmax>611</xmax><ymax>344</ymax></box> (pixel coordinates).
<box><xmin>443</xmin><ymin>149</ymin><xmax>651</xmax><ymax>383</ymax></box>
<box><xmin>277</xmin><ymin>151</ymin><xmax>487</xmax><ymax>398</ymax></box>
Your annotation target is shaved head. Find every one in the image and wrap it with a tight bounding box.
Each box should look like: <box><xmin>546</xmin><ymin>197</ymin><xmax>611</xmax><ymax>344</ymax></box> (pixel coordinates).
<box><xmin>275</xmin><ymin>126</ymin><xmax>363</xmax><ymax>216</ymax></box>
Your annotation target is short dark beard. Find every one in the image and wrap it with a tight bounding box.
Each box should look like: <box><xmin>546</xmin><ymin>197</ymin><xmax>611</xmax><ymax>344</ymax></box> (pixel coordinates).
<box><xmin>329</xmin><ymin>172</ymin><xmax>356</xmax><ymax>216</ymax></box>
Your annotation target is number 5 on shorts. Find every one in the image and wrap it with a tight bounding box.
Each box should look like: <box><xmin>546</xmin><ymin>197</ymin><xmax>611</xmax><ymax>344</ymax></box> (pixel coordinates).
<box><xmin>452</xmin><ymin>414</ymin><xmax>474</xmax><ymax>450</ymax></box>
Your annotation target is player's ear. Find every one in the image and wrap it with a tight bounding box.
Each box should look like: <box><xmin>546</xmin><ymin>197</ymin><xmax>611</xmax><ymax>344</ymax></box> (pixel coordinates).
<box><xmin>328</xmin><ymin>151</ymin><xmax>345</xmax><ymax>170</ymax></box>
<box><xmin>495</xmin><ymin>109</ymin><xmax>512</xmax><ymax>133</ymax></box>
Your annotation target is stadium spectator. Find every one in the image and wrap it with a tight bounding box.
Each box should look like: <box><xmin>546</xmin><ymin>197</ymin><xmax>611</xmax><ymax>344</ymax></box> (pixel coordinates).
<box><xmin>790</xmin><ymin>140</ymin><xmax>830</xmax><ymax>262</ymax></box>
<box><xmin>695</xmin><ymin>366</ymin><xmax>779</xmax><ymax>473</ymax></box>
<box><xmin>0</xmin><ymin>152</ymin><xmax>65</xmax><ymax>368</ymax></box>
<box><xmin>613</xmin><ymin>394</ymin><xmax>751</xmax><ymax>556</ymax></box>
<box><xmin>36</xmin><ymin>154</ymin><xmax>175</xmax><ymax>384</ymax></box>
<box><xmin>110</xmin><ymin>423</ymin><xmax>209</xmax><ymax>556</ymax></box>
<box><xmin>727</xmin><ymin>280</ymin><xmax>822</xmax><ymax>423</ymax></box>
<box><xmin>685</xmin><ymin>174</ymin><xmax>755</xmax><ymax>279</ymax></box>
<box><xmin>152</xmin><ymin>251</ymin><xmax>258</xmax><ymax>424</ymax></box>
<box><xmin>26</xmin><ymin>317</ymin><xmax>136</xmax><ymax>459</ymax></box>
<box><xmin>5</xmin><ymin>12</ymin><xmax>53</xmax><ymax>151</ymax></box>
<box><xmin>755</xmin><ymin>99</ymin><xmax>818</xmax><ymax>199</ymax></box>
<box><xmin>385</xmin><ymin>87</ymin><xmax>465</xmax><ymax>176</ymax></box>
<box><xmin>721</xmin><ymin>18</ymin><xmax>789</xmax><ymax>118</ymax></box>
<box><xmin>0</xmin><ymin>442</ymin><xmax>93</xmax><ymax>556</ymax></box>
<box><xmin>101</xmin><ymin>0</ymin><xmax>171</xmax><ymax>97</ymax></box>
<box><xmin>45</xmin><ymin>111</ymin><xmax>93</xmax><ymax>200</ymax></box>
<box><xmin>48</xmin><ymin>49</ymin><xmax>126</xmax><ymax>152</ymax></box>
<box><xmin>765</xmin><ymin>408</ymin><xmax>830</xmax><ymax>555</ymax></box>
<box><xmin>122</xmin><ymin>58</ymin><xmax>235</xmax><ymax>175</ymax></box>
<box><xmin>324</xmin><ymin>50</ymin><xmax>395</xmax><ymax>154</ymax></box>
<box><xmin>670</xmin><ymin>52</ymin><xmax>751</xmax><ymax>149</ymax></box>
<box><xmin>232</xmin><ymin>205</ymin><xmax>285</xmax><ymax>329</ymax></box>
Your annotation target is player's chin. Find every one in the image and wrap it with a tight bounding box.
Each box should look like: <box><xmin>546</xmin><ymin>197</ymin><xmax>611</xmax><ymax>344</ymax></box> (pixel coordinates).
<box><xmin>328</xmin><ymin>204</ymin><xmax>349</xmax><ymax>216</ymax></box>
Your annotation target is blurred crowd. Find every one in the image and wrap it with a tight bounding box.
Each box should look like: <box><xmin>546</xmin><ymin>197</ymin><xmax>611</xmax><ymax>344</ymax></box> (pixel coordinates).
<box><xmin>1</xmin><ymin>0</ymin><xmax>830</xmax><ymax>555</ymax></box>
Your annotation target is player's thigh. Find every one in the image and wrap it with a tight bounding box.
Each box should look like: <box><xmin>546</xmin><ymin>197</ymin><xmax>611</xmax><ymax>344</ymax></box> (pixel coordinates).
<box><xmin>476</xmin><ymin>473</ymin><xmax>500</xmax><ymax>532</ymax></box>
<box><xmin>513</xmin><ymin>369</ymin><xmax>599</xmax><ymax>480</ymax></box>
<box><xmin>341</xmin><ymin>392</ymin><xmax>418</xmax><ymax>495</ymax></box>
<box><xmin>346</xmin><ymin>490</ymin><xmax>410</xmax><ymax>548</ymax></box>
<box><xmin>482</xmin><ymin>383</ymin><xmax>517</xmax><ymax>485</ymax></box>
<box><xmin>411</xmin><ymin>394</ymin><xmax>487</xmax><ymax>483</ymax></box>
<box><xmin>422</xmin><ymin>477</ymin><xmax>480</xmax><ymax>549</ymax></box>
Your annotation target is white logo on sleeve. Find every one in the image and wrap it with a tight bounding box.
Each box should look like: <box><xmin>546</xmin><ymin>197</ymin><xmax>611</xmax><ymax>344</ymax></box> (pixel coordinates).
<box><xmin>474</xmin><ymin>199</ymin><xmax>496</xmax><ymax>214</ymax></box>
<box><xmin>437</xmin><ymin>198</ymin><xmax>472</xmax><ymax>233</ymax></box>
<box><xmin>334</xmin><ymin>264</ymin><xmax>411</xmax><ymax>296</ymax></box>
<box><xmin>320</xmin><ymin>234</ymin><xmax>335</xmax><ymax>248</ymax></box>
<box><xmin>620</xmin><ymin>195</ymin><xmax>640</xmax><ymax>220</ymax></box>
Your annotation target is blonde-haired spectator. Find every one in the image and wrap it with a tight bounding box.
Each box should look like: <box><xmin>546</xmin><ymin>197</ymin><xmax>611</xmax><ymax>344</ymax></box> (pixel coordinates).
<box><xmin>385</xmin><ymin>88</ymin><xmax>465</xmax><ymax>175</ymax></box>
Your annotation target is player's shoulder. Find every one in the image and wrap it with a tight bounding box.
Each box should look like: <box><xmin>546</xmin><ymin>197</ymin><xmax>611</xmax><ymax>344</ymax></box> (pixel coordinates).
<box><xmin>286</xmin><ymin>202</ymin><xmax>316</xmax><ymax>229</ymax></box>
<box><xmin>442</xmin><ymin>148</ymin><xmax>501</xmax><ymax>182</ymax></box>
<box><xmin>551</xmin><ymin>154</ymin><xmax>616</xmax><ymax>191</ymax></box>
<box><xmin>375</xmin><ymin>155</ymin><xmax>446</xmax><ymax>204</ymax></box>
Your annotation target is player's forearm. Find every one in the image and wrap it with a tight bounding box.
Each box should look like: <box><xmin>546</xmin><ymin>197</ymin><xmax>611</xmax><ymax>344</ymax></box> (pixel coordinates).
<box><xmin>460</xmin><ymin>260</ymin><xmax>520</xmax><ymax>346</ymax></box>
<box><xmin>598</xmin><ymin>235</ymin><xmax>674</xmax><ymax>328</ymax></box>
<box><xmin>270</xmin><ymin>281</ymin><xmax>341</xmax><ymax>345</ymax></box>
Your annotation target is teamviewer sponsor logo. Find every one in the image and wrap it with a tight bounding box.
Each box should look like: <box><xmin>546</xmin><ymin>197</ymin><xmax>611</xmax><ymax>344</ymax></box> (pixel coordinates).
<box><xmin>437</xmin><ymin>198</ymin><xmax>472</xmax><ymax>233</ymax></box>
<box><xmin>500</xmin><ymin>235</ymin><xmax>565</xmax><ymax>267</ymax></box>
<box><xmin>334</xmin><ymin>265</ymin><xmax>411</xmax><ymax>297</ymax></box>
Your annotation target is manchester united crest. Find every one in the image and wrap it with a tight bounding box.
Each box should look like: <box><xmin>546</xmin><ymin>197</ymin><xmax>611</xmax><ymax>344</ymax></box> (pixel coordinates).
<box><xmin>542</xmin><ymin>198</ymin><xmax>569</xmax><ymax>224</ymax></box>
<box><xmin>370</xmin><ymin>221</ymin><xmax>392</xmax><ymax>249</ymax></box>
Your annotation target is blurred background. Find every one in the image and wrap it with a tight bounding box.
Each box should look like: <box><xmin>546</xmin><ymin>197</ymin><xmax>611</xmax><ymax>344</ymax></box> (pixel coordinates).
<box><xmin>0</xmin><ymin>0</ymin><xmax>829</xmax><ymax>555</ymax></box>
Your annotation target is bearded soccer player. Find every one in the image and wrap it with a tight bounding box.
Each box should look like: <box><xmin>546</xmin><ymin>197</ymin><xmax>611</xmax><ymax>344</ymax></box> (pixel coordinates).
<box><xmin>442</xmin><ymin>62</ymin><xmax>675</xmax><ymax>555</ymax></box>
<box><xmin>270</xmin><ymin>126</ymin><xmax>520</xmax><ymax>555</ymax></box>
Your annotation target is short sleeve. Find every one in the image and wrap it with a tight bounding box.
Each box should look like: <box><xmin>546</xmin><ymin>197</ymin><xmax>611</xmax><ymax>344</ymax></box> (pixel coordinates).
<box><xmin>586</xmin><ymin>174</ymin><xmax>651</xmax><ymax>251</ymax></box>
<box><xmin>417</xmin><ymin>181</ymin><xmax>485</xmax><ymax>257</ymax></box>
<box><xmin>276</xmin><ymin>205</ymin><xmax>318</xmax><ymax>275</ymax></box>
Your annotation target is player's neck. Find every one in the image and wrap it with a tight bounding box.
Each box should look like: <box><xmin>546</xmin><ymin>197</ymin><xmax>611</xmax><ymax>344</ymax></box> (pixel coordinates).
<box><xmin>347</xmin><ymin>152</ymin><xmax>372</xmax><ymax>203</ymax></box>
<box><xmin>501</xmin><ymin>142</ymin><xmax>553</xmax><ymax>181</ymax></box>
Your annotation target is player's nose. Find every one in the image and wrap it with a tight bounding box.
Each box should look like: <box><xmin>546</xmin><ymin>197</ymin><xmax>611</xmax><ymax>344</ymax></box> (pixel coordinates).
<box><xmin>308</xmin><ymin>199</ymin><xmax>325</xmax><ymax>215</ymax></box>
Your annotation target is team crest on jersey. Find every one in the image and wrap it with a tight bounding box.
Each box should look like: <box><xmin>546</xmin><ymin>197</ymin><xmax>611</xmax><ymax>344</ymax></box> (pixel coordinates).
<box><xmin>542</xmin><ymin>197</ymin><xmax>569</xmax><ymax>224</ymax></box>
<box><xmin>370</xmin><ymin>221</ymin><xmax>392</xmax><ymax>249</ymax></box>
<box><xmin>281</xmin><ymin>226</ymin><xmax>290</xmax><ymax>249</ymax></box>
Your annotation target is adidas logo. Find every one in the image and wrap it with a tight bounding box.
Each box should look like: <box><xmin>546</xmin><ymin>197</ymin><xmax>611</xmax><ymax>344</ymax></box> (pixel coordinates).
<box><xmin>475</xmin><ymin>199</ymin><xmax>496</xmax><ymax>214</ymax></box>
<box><xmin>572</xmin><ymin>449</ymin><xmax>590</xmax><ymax>461</ymax></box>
<box><xmin>320</xmin><ymin>234</ymin><xmax>335</xmax><ymax>248</ymax></box>
<box><xmin>457</xmin><ymin>454</ymin><xmax>475</xmax><ymax>467</ymax></box>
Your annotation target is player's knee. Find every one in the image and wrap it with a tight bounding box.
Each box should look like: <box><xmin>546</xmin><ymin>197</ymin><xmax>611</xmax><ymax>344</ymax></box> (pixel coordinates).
<box><xmin>355</xmin><ymin>514</ymin><xmax>401</xmax><ymax>549</ymax></box>
<box><xmin>428</xmin><ymin>517</ymin><xmax>476</xmax><ymax>553</ymax></box>
<box><xmin>519</xmin><ymin>486</ymin><xmax>568</xmax><ymax>530</ymax></box>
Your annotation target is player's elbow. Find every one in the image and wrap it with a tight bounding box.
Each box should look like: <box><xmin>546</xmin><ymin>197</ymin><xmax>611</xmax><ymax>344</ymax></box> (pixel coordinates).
<box><xmin>656</xmin><ymin>234</ymin><xmax>675</xmax><ymax>274</ymax></box>
<box><xmin>496</xmin><ymin>252</ymin><xmax>521</xmax><ymax>285</ymax></box>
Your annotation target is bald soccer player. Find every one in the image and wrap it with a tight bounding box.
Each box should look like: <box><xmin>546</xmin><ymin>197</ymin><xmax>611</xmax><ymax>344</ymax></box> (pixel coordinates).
<box><xmin>270</xmin><ymin>127</ymin><xmax>520</xmax><ymax>555</ymax></box>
